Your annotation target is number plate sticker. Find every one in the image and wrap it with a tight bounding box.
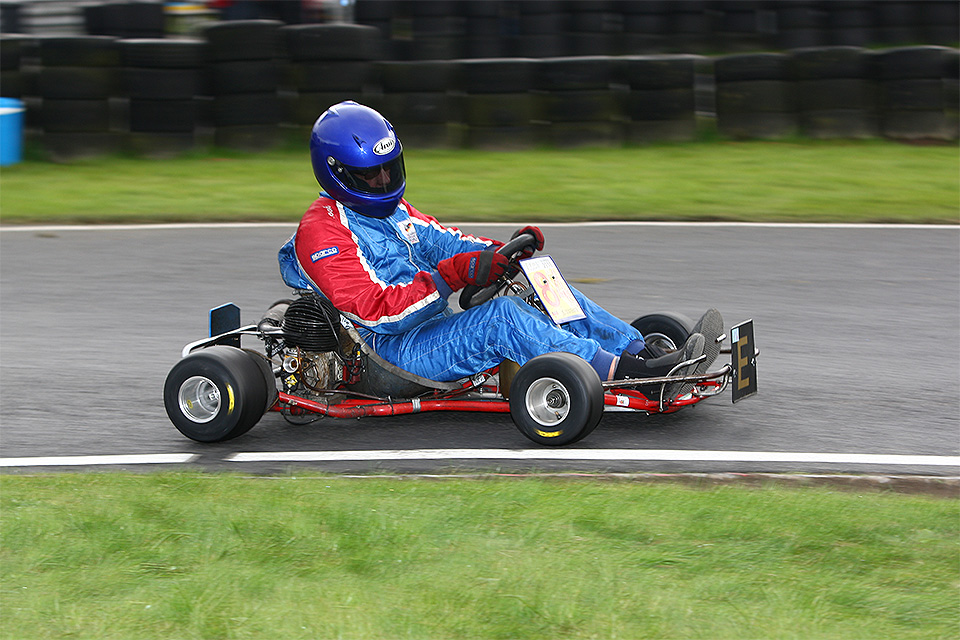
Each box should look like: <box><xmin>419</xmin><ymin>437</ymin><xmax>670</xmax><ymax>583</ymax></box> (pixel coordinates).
<box><xmin>520</xmin><ymin>256</ymin><xmax>586</xmax><ymax>325</ymax></box>
<box><xmin>730</xmin><ymin>319</ymin><xmax>758</xmax><ymax>403</ymax></box>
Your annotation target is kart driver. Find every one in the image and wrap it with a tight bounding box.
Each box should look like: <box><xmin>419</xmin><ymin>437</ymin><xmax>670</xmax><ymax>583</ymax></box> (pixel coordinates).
<box><xmin>278</xmin><ymin>101</ymin><xmax>723</xmax><ymax>396</ymax></box>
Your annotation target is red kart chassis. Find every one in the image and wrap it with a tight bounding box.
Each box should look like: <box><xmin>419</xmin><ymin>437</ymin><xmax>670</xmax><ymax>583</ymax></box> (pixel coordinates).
<box><xmin>165</xmin><ymin>298</ymin><xmax>757</xmax><ymax>446</ymax></box>
<box><xmin>273</xmin><ymin>368</ymin><xmax>727</xmax><ymax>418</ymax></box>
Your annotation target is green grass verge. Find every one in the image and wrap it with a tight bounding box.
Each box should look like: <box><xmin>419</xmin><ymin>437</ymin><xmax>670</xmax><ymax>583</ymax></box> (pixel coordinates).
<box><xmin>2</xmin><ymin>473</ymin><xmax>957</xmax><ymax>640</ymax></box>
<box><xmin>0</xmin><ymin>140</ymin><xmax>957</xmax><ymax>225</ymax></box>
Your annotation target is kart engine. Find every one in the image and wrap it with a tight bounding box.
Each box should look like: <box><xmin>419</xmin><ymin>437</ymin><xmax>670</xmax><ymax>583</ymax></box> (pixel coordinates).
<box><xmin>272</xmin><ymin>294</ymin><xmax>346</xmax><ymax>400</ymax></box>
<box><xmin>281</xmin><ymin>294</ymin><xmax>340</xmax><ymax>352</ymax></box>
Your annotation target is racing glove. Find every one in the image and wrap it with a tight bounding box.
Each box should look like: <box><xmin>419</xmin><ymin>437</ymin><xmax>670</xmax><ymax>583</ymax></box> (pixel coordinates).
<box><xmin>511</xmin><ymin>225</ymin><xmax>545</xmax><ymax>259</ymax></box>
<box><xmin>435</xmin><ymin>250</ymin><xmax>509</xmax><ymax>293</ymax></box>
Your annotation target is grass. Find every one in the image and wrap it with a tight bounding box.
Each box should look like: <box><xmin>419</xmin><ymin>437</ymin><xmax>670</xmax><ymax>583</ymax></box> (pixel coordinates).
<box><xmin>0</xmin><ymin>139</ymin><xmax>957</xmax><ymax>225</ymax></box>
<box><xmin>1</xmin><ymin>473</ymin><xmax>957</xmax><ymax>640</ymax></box>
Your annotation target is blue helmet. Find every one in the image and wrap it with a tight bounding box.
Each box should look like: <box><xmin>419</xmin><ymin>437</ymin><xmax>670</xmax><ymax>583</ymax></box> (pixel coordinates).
<box><xmin>310</xmin><ymin>101</ymin><xmax>405</xmax><ymax>219</ymax></box>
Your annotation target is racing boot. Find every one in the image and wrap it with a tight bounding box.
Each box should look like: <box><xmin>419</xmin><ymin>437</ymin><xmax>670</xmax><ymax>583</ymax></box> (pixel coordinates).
<box><xmin>665</xmin><ymin>308</ymin><xmax>724</xmax><ymax>399</ymax></box>
<box><xmin>614</xmin><ymin>332</ymin><xmax>706</xmax><ymax>401</ymax></box>
<box><xmin>690</xmin><ymin>308</ymin><xmax>724</xmax><ymax>379</ymax></box>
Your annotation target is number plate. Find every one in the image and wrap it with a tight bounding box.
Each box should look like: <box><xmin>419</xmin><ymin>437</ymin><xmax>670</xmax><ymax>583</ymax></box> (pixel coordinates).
<box><xmin>730</xmin><ymin>319</ymin><xmax>758</xmax><ymax>403</ymax></box>
<box><xmin>519</xmin><ymin>256</ymin><xmax>586</xmax><ymax>325</ymax></box>
<box><xmin>210</xmin><ymin>303</ymin><xmax>241</xmax><ymax>347</ymax></box>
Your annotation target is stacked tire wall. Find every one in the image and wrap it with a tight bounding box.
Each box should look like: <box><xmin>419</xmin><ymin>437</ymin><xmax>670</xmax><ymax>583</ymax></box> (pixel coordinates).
<box><xmin>281</xmin><ymin>23</ymin><xmax>381</xmax><ymax>137</ymax></box>
<box><xmin>372</xmin><ymin>59</ymin><xmax>456</xmax><ymax>147</ymax></box>
<box><xmin>83</xmin><ymin>2</ymin><xmax>165</xmax><ymax>39</ymax></box>
<box><xmin>0</xmin><ymin>21</ymin><xmax>956</xmax><ymax>160</ymax></box>
<box><xmin>37</xmin><ymin>36</ymin><xmax>118</xmax><ymax>160</ymax></box>
<box><xmin>457</xmin><ymin>57</ymin><xmax>538</xmax><ymax>148</ymax></box>
<box><xmin>876</xmin><ymin>46</ymin><xmax>953</xmax><ymax>140</ymax></box>
<box><xmin>536</xmin><ymin>56</ymin><xmax>624</xmax><ymax>148</ymax></box>
<box><xmin>202</xmin><ymin>20</ymin><xmax>283</xmax><ymax>150</ymax></box>
<box><xmin>122</xmin><ymin>38</ymin><xmax>204</xmax><ymax>156</ymax></box>
<box><xmin>715</xmin><ymin>52</ymin><xmax>796</xmax><ymax>139</ymax></box>
<box><xmin>792</xmin><ymin>46</ymin><xmax>877</xmax><ymax>139</ymax></box>
<box><xmin>620</xmin><ymin>55</ymin><xmax>698</xmax><ymax>143</ymax></box>
<box><xmin>352</xmin><ymin>0</ymin><xmax>958</xmax><ymax>56</ymax></box>
<box><xmin>0</xmin><ymin>34</ymin><xmax>25</xmax><ymax>100</ymax></box>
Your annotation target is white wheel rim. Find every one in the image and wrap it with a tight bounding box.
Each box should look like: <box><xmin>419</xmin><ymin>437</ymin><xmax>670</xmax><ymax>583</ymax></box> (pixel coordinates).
<box><xmin>178</xmin><ymin>376</ymin><xmax>221</xmax><ymax>423</ymax></box>
<box><xmin>525</xmin><ymin>377</ymin><xmax>570</xmax><ymax>427</ymax></box>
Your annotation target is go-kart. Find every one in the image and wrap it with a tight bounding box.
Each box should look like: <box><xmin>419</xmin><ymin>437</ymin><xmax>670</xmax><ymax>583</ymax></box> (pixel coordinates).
<box><xmin>163</xmin><ymin>233</ymin><xmax>758</xmax><ymax>446</ymax></box>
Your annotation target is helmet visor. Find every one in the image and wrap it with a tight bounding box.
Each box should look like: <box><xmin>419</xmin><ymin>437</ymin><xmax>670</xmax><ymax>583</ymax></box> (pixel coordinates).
<box><xmin>331</xmin><ymin>155</ymin><xmax>405</xmax><ymax>196</ymax></box>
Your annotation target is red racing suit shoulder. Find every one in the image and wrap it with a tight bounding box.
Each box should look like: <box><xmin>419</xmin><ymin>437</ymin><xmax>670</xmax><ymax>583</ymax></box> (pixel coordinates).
<box><xmin>290</xmin><ymin>196</ymin><xmax>495</xmax><ymax>335</ymax></box>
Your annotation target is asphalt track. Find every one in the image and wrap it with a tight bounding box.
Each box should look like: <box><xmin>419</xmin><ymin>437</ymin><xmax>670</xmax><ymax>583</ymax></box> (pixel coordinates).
<box><xmin>1</xmin><ymin>223</ymin><xmax>958</xmax><ymax>478</ymax></box>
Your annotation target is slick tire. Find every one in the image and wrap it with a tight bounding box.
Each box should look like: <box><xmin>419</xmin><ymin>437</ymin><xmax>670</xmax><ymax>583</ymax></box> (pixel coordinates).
<box><xmin>630</xmin><ymin>312</ymin><xmax>694</xmax><ymax>353</ymax></box>
<box><xmin>163</xmin><ymin>346</ymin><xmax>274</xmax><ymax>442</ymax></box>
<box><xmin>510</xmin><ymin>353</ymin><xmax>603</xmax><ymax>447</ymax></box>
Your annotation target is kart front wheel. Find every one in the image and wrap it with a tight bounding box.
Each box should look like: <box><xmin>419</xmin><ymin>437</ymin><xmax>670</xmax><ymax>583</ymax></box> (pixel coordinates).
<box><xmin>630</xmin><ymin>312</ymin><xmax>694</xmax><ymax>354</ymax></box>
<box><xmin>163</xmin><ymin>346</ymin><xmax>274</xmax><ymax>442</ymax></box>
<box><xmin>509</xmin><ymin>352</ymin><xmax>603</xmax><ymax>446</ymax></box>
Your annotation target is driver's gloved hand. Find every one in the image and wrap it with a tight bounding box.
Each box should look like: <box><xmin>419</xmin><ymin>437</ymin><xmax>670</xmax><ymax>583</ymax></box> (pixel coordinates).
<box><xmin>435</xmin><ymin>250</ymin><xmax>509</xmax><ymax>292</ymax></box>
<box><xmin>511</xmin><ymin>225</ymin><xmax>544</xmax><ymax>260</ymax></box>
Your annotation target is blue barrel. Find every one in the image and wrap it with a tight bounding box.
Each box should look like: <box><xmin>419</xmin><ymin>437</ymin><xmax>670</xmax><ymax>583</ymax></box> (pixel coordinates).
<box><xmin>0</xmin><ymin>98</ymin><xmax>25</xmax><ymax>166</ymax></box>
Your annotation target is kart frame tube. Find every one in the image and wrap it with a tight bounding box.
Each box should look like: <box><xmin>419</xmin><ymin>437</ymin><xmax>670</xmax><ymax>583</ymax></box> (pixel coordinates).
<box><xmin>273</xmin><ymin>391</ymin><xmax>511</xmax><ymax>418</ymax></box>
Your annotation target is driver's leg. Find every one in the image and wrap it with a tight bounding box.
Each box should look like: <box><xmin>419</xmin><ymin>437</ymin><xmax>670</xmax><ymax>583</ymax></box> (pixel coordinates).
<box><xmin>562</xmin><ymin>286</ymin><xmax>645</xmax><ymax>355</ymax></box>
<box><xmin>366</xmin><ymin>296</ymin><xmax>607</xmax><ymax>382</ymax></box>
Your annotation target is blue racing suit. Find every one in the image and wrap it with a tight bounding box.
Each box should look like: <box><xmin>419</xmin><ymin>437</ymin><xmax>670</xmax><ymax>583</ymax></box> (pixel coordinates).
<box><xmin>279</xmin><ymin>194</ymin><xmax>643</xmax><ymax>381</ymax></box>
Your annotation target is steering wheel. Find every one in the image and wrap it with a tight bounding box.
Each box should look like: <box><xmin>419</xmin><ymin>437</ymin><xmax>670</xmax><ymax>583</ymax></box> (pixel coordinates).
<box><xmin>459</xmin><ymin>232</ymin><xmax>538</xmax><ymax>310</ymax></box>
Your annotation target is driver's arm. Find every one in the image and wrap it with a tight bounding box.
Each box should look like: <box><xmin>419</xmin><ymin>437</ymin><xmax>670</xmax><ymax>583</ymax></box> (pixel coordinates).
<box><xmin>402</xmin><ymin>201</ymin><xmax>502</xmax><ymax>264</ymax></box>
<box><xmin>431</xmin><ymin>250</ymin><xmax>509</xmax><ymax>298</ymax></box>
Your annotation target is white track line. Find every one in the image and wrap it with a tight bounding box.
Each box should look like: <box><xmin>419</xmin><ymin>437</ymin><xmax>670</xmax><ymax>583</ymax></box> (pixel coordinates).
<box><xmin>2</xmin><ymin>222</ymin><xmax>957</xmax><ymax>233</ymax></box>
<box><xmin>1</xmin><ymin>450</ymin><xmax>956</xmax><ymax>469</ymax></box>
<box><xmin>225</xmin><ymin>449</ymin><xmax>960</xmax><ymax>466</ymax></box>
<box><xmin>0</xmin><ymin>453</ymin><xmax>197</xmax><ymax>467</ymax></box>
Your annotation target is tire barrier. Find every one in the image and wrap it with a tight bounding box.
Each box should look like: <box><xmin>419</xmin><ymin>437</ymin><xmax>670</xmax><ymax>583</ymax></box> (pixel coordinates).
<box><xmin>372</xmin><ymin>60</ymin><xmax>456</xmax><ymax>147</ymax></box>
<box><xmin>715</xmin><ymin>52</ymin><xmax>796</xmax><ymax>139</ymax></box>
<box><xmin>456</xmin><ymin>57</ymin><xmax>538</xmax><ymax>148</ymax></box>
<box><xmin>792</xmin><ymin>46</ymin><xmax>877</xmax><ymax>139</ymax></box>
<box><xmin>773</xmin><ymin>0</ymin><xmax>826</xmax><ymax>50</ymax></box>
<box><xmin>876</xmin><ymin>46</ymin><xmax>954</xmax><ymax>141</ymax></box>
<box><xmin>281</xmin><ymin>23</ymin><xmax>382</xmax><ymax>135</ymax></box>
<box><xmin>823</xmin><ymin>0</ymin><xmax>873</xmax><ymax>48</ymax></box>
<box><xmin>201</xmin><ymin>19</ymin><xmax>283</xmax><ymax>150</ymax></box>
<box><xmin>2</xmin><ymin>30</ymin><xmax>955</xmax><ymax>160</ymax></box>
<box><xmin>2</xmin><ymin>0</ymin><xmax>955</xmax><ymax>50</ymax></box>
<box><xmin>514</xmin><ymin>1</ymin><xmax>568</xmax><ymax>59</ymax></box>
<box><xmin>121</xmin><ymin>38</ymin><xmax>204</xmax><ymax>156</ymax></box>
<box><xmin>876</xmin><ymin>1</ymin><xmax>959</xmax><ymax>48</ymax></box>
<box><xmin>621</xmin><ymin>0</ymin><xmax>670</xmax><ymax>55</ymax></box>
<box><xmin>0</xmin><ymin>34</ymin><xmax>26</xmax><ymax>100</ymax></box>
<box><xmin>919</xmin><ymin>1</ymin><xmax>960</xmax><ymax>48</ymax></box>
<box><xmin>409</xmin><ymin>7</ymin><xmax>467</xmax><ymax>62</ymax></box>
<box><xmin>712</xmin><ymin>1</ymin><xmax>771</xmax><ymax>53</ymax></box>
<box><xmin>83</xmin><ymin>2</ymin><xmax>164</xmax><ymax>39</ymax></box>
<box><xmin>619</xmin><ymin>54</ymin><xmax>698</xmax><ymax>143</ymax></box>
<box><xmin>565</xmin><ymin>2</ymin><xmax>622</xmax><ymax>58</ymax></box>
<box><xmin>945</xmin><ymin>49</ymin><xmax>959</xmax><ymax>140</ymax></box>
<box><xmin>37</xmin><ymin>36</ymin><xmax>119</xmax><ymax>160</ymax></box>
<box><xmin>536</xmin><ymin>56</ymin><xmax>624</xmax><ymax>147</ymax></box>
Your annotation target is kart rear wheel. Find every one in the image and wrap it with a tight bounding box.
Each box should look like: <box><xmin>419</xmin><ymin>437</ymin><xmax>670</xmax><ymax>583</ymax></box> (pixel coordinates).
<box><xmin>163</xmin><ymin>346</ymin><xmax>273</xmax><ymax>442</ymax></box>
<box><xmin>630</xmin><ymin>312</ymin><xmax>694</xmax><ymax>353</ymax></box>
<box><xmin>509</xmin><ymin>353</ymin><xmax>603</xmax><ymax>446</ymax></box>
